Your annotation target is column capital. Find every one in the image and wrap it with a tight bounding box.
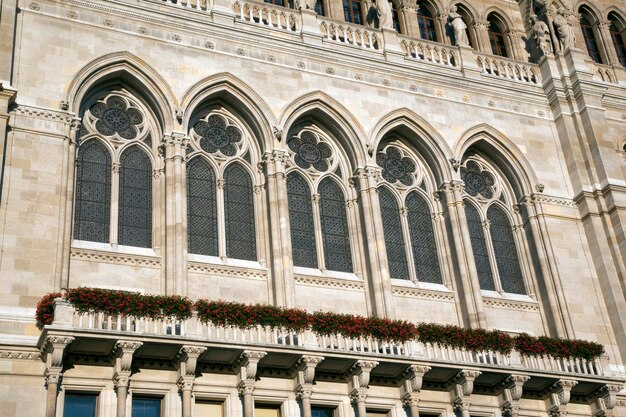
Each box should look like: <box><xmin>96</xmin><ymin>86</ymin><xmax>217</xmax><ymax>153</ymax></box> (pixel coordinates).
<box><xmin>296</xmin><ymin>355</ymin><xmax>324</xmax><ymax>385</ymax></box>
<box><xmin>178</xmin><ymin>345</ymin><xmax>206</xmax><ymax>379</ymax></box>
<box><xmin>237</xmin><ymin>350</ymin><xmax>267</xmax><ymax>383</ymax></box>
<box><xmin>349</xmin><ymin>360</ymin><xmax>379</xmax><ymax>390</ymax></box>
<box><xmin>452</xmin><ymin>370</ymin><xmax>481</xmax><ymax>408</ymax></box>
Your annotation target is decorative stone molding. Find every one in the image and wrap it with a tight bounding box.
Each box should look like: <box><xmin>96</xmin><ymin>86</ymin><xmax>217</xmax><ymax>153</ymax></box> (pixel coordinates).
<box><xmin>0</xmin><ymin>350</ymin><xmax>41</xmax><ymax>360</ymax></box>
<box><xmin>294</xmin><ymin>274</ymin><xmax>364</xmax><ymax>290</ymax></box>
<box><xmin>392</xmin><ymin>286</ymin><xmax>455</xmax><ymax>301</ymax></box>
<box><xmin>14</xmin><ymin>105</ymin><xmax>73</xmax><ymax>124</ymax></box>
<box><xmin>548</xmin><ymin>379</ymin><xmax>578</xmax><ymax>417</ymax></box>
<box><xmin>113</xmin><ymin>340</ymin><xmax>142</xmax><ymax>389</ymax></box>
<box><xmin>401</xmin><ymin>364</ymin><xmax>431</xmax><ymax>408</ymax></box>
<box><xmin>71</xmin><ymin>248</ymin><xmax>161</xmax><ymax>268</ymax></box>
<box><xmin>349</xmin><ymin>360</ymin><xmax>378</xmax><ymax>391</ymax></box>
<box><xmin>237</xmin><ymin>350</ymin><xmax>267</xmax><ymax>382</ymax></box>
<box><xmin>532</xmin><ymin>194</ymin><xmax>578</xmax><ymax>208</ymax></box>
<box><xmin>178</xmin><ymin>346</ymin><xmax>207</xmax><ymax>379</ymax></box>
<box><xmin>188</xmin><ymin>262</ymin><xmax>267</xmax><ymax>280</ymax></box>
<box><xmin>452</xmin><ymin>370</ymin><xmax>481</xmax><ymax>416</ymax></box>
<box><xmin>296</xmin><ymin>355</ymin><xmax>324</xmax><ymax>385</ymax></box>
<box><xmin>500</xmin><ymin>375</ymin><xmax>530</xmax><ymax>417</ymax></box>
<box><xmin>483</xmin><ymin>297</ymin><xmax>540</xmax><ymax>312</ymax></box>
<box><xmin>41</xmin><ymin>336</ymin><xmax>74</xmax><ymax>389</ymax></box>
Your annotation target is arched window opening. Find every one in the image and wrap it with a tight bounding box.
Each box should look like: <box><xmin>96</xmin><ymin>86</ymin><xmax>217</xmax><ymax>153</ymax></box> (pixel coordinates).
<box><xmin>580</xmin><ymin>11</ymin><xmax>602</xmax><ymax>63</ymax></box>
<box><xmin>464</xmin><ymin>201</ymin><xmax>495</xmax><ymax>290</ymax></box>
<box><xmin>487</xmin><ymin>14</ymin><xmax>508</xmax><ymax>57</ymax></box>
<box><xmin>118</xmin><ymin>147</ymin><xmax>152</xmax><ymax>248</ymax></box>
<box><xmin>314</xmin><ymin>0</ymin><xmax>325</xmax><ymax>16</ymax></box>
<box><xmin>406</xmin><ymin>192</ymin><xmax>442</xmax><ymax>284</ymax></box>
<box><xmin>487</xmin><ymin>205</ymin><xmax>525</xmax><ymax>294</ymax></box>
<box><xmin>319</xmin><ymin>178</ymin><xmax>353</xmax><ymax>272</ymax></box>
<box><xmin>187</xmin><ymin>158</ymin><xmax>218</xmax><ymax>256</ymax></box>
<box><xmin>609</xmin><ymin>13</ymin><xmax>626</xmax><ymax>67</ymax></box>
<box><xmin>391</xmin><ymin>1</ymin><xmax>401</xmax><ymax>33</ymax></box>
<box><xmin>224</xmin><ymin>163</ymin><xmax>257</xmax><ymax>261</ymax></box>
<box><xmin>379</xmin><ymin>187</ymin><xmax>409</xmax><ymax>279</ymax></box>
<box><xmin>343</xmin><ymin>0</ymin><xmax>364</xmax><ymax>24</ymax></box>
<box><xmin>417</xmin><ymin>4</ymin><xmax>438</xmax><ymax>41</ymax></box>
<box><xmin>74</xmin><ymin>140</ymin><xmax>112</xmax><ymax>243</ymax></box>
<box><xmin>287</xmin><ymin>173</ymin><xmax>318</xmax><ymax>268</ymax></box>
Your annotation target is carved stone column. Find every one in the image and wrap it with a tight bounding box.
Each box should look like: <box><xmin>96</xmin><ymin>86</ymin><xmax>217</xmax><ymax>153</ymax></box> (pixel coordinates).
<box><xmin>349</xmin><ymin>361</ymin><xmax>379</xmax><ymax>417</ymax></box>
<box><xmin>401</xmin><ymin>365</ymin><xmax>431</xmax><ymax>417</ymax></box>
<box><xmin>162</xmin><ymin>132</ymin><xmax>190</xmax><ymax>295</ymax></box>
<box><xmin>355</xmin><ymin>167</ymin><xmax>395</xmax><ymax>318</ymax></box>
<box><xmin>113</xmin><ymin>341</ymin><xmax>143</xmax><ymax>417</ymax></box>
<box><xmin>438</xmin><ymin>15</ymin><xmax>451</xmax><ymax>45</ymax></box>
<box><xmin>399</xmin><ymin>0</ymin><xmax>419</xmax><ymax>38</ymax></box>
<box><xmin>263</xmin><ymin>151</ymin><xmax>291</xmax><ymax>306</ymax></box>
<box><xmin>547</xmin><ymin>379</ymin><xmax>578</xmax><ymax>417</ymax></box>
<box><xmin>500</xmin><ymin>375</ymin><xmax>530</xmax><ymax>417</ymax></box>
<box><xmin>41</xmin><ymin>336</ymin><xmax>74</xmax><ymax>417</ymax></box>
<box><xmin>178</xmin><ymin>346</ymin><xmax>207</xmax><ymax>417</ymax></box>
<box><xmin>597</xmin><ymin>21</ymin><xmax>620</xmax><ymax>66</ymax></box>
<box><xmin>237</xmin><ymin>351</ymin><xmax>267</xmax><ymax>417</ymax></box>
<box><xmin>474</xmin><ymin>19</ymin><xmax>490</xmax><ymax>53</ymax></box>
<box><xmin>295</xmin><ymin>356</ymin><xmax>325</xmax><ymax>417</ymax></box>
<box><xmin>440</xmin><ymin>181</ymin><xmax>486</xmax><ymax>328</ymax></box>
<box><xmin>451</xmin><ymin>370</ymin><xmax>481</xmax><ymax>417</ymax></box>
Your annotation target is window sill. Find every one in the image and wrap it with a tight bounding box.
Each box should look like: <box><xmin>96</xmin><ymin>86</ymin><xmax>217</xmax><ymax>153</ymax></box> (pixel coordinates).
<box><xmin>390</xmin><ymin>278</ymin><xmax>451</xmax><ymax>292</ymax></box>
<box><xmin>293</xmin><ymin>266</ymin><xmax>361</xmax><ymax>281</ymax></box>
<box><xmin>481</xmin><ymin>290</ymin><xmax>536</xmax><ymax>303</ymax></box>
<box><xmin>72</xmin><ymin>240</ymin><xmax>159</xmax><ymax>258</ymax></box>
<box><xmin>188</xmin><ymin>254</ymin><xmax>265</xmax><ymax>271</ymax></box>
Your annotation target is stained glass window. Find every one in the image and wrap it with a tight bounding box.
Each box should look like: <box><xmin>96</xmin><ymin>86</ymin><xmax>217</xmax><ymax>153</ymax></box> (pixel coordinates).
<box><xmin>224</xmin><ymin>163</ymin><xmax>257</xmax><ymax>261</ymax></box>
<box><xmin>319</xmin><ymin>178</ymin><xmax>352</xmax><ymax>272</ymax></box>
<box><xmin>379</xmin><ymin>187</ymin><xmax>409</xmax><ymax>279</ymax></box>
<box><xmin>464</xmin><ymin>201</ymin><xmax>494</xmax><ymax>290</ymax></box>
<box><xmin>487</xmin><ymin>205</ymin><xmax>526</xmax><ymax>294</ymax></box>
<box><xmin>74</xmin><ymin>140</ymin><xmax>111</xmax><ymax>243</ymax></box>
<box><xmin>118</xmin><ymin>147</ymin><xmax>152</xmax><ymax>248</ymax></box>
<box><xmin>287</xmin><ymin>173</ymin><xmax>317</xmax><ymax>268</ymax></box>
<box><xmin>187</xmin><ymin>158</ymin><xmax>218</xmax><ymax>256</ymax></box>
<box><xmin>407</xmin><ymin>192</ymin><xmax>442</xmax><ymax>284</ymax></box>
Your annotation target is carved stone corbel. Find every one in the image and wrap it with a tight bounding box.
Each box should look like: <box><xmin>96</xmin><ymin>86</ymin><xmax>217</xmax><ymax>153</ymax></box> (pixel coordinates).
<box><xmin>41</xmin><ymin>337</ymin><xmax>74</xmax><ymax>417</ymax></box>
<box><xmin>452</xmin><ymin>370</ymin><xmax>481</xmax><ymax>417</ymax></box>
<box><xmin>349</xmin><ymin>360</ymin><xmax>379</xmax><ymax>391</ymax></box>
<box><xmin>401</xmin><ymin>365</ymin><xmax>431</xmax><ymax>417</ymax></box>
<box><xmin>500</xmin><ymin>375</ymin><xmax>530</xmax><ymax>417</ymax></box>
<box><xmin>548</xmin><ymin>379</ymin><xmax>578</xmax><ymax>417</ymax></box>
<box><xmin>593</xmin><ymin>384</ymin><xmax>623</xmax><ymax>417</ymax></box>
<box><xmin>177</xmin><ymin>346</ymin><xmax>206</xmax><ymax>417</ymax></box>
<box><xmin>295</xmin><ymin>356</ymin><xmax>324</xmax><ymax>417</ymax></box>
<box><xmin>113</xmin><ymin>341</ymin><xmax>142</xmax><ymax>388</ymax></box>
<box><xmin>236</xmin><ymin>351</ymin><xmax>266</xmax><ymax>417</ymax></box>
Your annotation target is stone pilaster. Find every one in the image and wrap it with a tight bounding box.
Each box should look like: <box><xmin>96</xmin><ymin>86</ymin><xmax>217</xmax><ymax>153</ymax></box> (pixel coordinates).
<box><xmin>295</xmin><ymin>356</ymin><xmax>325</xmax><ymax>417</ymax></box>
<box><xmin>0</xmin><ymin>83</ymin><xmax>16</xmax><ymax>208</ymax></box>
<box><xmin>401</xmin><ymin>365</ymin><xmax>431</xmax><ymax>417</ymax></box>
<box><xmin>178</xmin><ymin>346</ymin><xmax>207</xmax><ymax>417</ymax></box>
<box><xmin>237</xmin><ymin>351</ymin><xmax>267</xmax><ymax>417</ymax></box>
<box><xmin>500</xmin><ymin>375</ymin><xmax>530</xmax><ymax>417</ymax></box>
<box><xmin>451</xmin><ymin>370</ymin><xmax>481</xmax><ymax>417</ymax></box>
<box><xmin>41</xmin><ymin>336</ymin><xmax>74</xmax><ymax>417</ymax></box>
<box><xmin>113</xmin><ymin>341</ymin><xmax>143</xmax><ymax>417</ymax></box>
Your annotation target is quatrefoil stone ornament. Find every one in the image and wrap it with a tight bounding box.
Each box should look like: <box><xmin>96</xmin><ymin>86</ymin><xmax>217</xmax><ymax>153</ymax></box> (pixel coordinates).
<box><xmin>376</xmin><ymin>147</ymin><xmax>416</xmax><ymax>186</ymax></box>
<box><xmin>90</xmin><ymin>97</ymin><xmax>143</xmax><ymax>139</ymax></box>
<box><xmin>461</xmin><ymin>161</ymin><xmax>496</xmax><ymax>199</ymax></box>
<box><xmin>288</xmin><ymin>131</ymin><xmax>332</xmax><ymax>172</ymax></box>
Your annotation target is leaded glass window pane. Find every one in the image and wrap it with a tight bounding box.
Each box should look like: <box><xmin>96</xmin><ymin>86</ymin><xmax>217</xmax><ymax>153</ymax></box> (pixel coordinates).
<box><xmin>406</xmin><ymin>192</ymin><xmax>442</xmax><ymax>284</ymax></box>
<box><xmin>118</xmin><ymin>147</ymin><xmax>152</xmax><ymax>248</ymax></box>
<box><xmin>224</xmin><ymin>163</ymin><xmax>257</xmax><ymax>261</ymax></box>
<box><xmin>187</xmin><ymin>158</ymin><xmax>218</xmax><ymax>256</ymax></box>
<box><xmin>74</xmin><ymin>141</ymin><xmax>111</xmax><ymax>243</ymax></box>
<box><xmin>379</xmin><ymin>187</ymin><xmax>409</xmax><ymax>279</ymax></box>
<box><xmin>319</xmin><ymin>178</ymin><xmax>352</xmax><ymax>272</ymax></box>
<box><xmin>287</xmin><ymin>173</ymin><xmax>317</xmax><ymax>268</ymax></box>
<box><xmin>464</xmin><ymin>202</ymin><xmax>494</xmax><ymax>290</ymax></box>
<box><xmin>487</xmin><ymin>205</ymin><xmax>526</xmax><ymax>294</ymax></box>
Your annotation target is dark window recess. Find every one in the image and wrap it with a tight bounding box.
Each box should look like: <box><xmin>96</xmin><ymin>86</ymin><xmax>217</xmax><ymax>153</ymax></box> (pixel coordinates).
<box><xmin>487</xmin><ymin>205</ymin><xmax>526</xmax><ymax>294</ymax></box>
<box><xmin>465</xmin><ymin>202</ymin><xmax>495</xmax><ymax>290</ymax></box>
<box><xmin>406</xmin><ymin>192</ymin><xmax>442</xmax><ymax>284</ymax></box>
<box><xmin>319</xmin><ymin>178</ymin><xmax>353</xmax><ymax>272</ymax></box>
<box><xmin>118</xmin><ymin>147</ymin><xmax>152</xmax><ymax>248</ymax></box>
<box><xmin>187</xmin><ymin>158</ymin><xmax>219</xmax><ymax>256</ymax></box>
<box><xmin>379</xmin><ymin>187</ymin><xmax>409</xmax><ymax>279</ymax></box>
<box><xmin>311</xmin><ymin>407</ymin><xmax>335</xmax><ymax>417</ymax></box>
<box><xmin>343</xmin><ymin>0</ymin><xmax>363</xmax><ymax>25</ymax></box>
<box><xmin>580</xmin><ymin>15</ymin><xmax>602</xmax><ymax>63</ymax></box>
<box><xmin>288</xmin><ymin>173</ymin><xmax>318</xmax><ymax>268</ymax></box>
<box><xmin>224</xmin><ymin>163</ymin><xmax>257</xmax><ymax>261</ymax></box>
<box><xmin>74</xmin><ymin>141</ymin><xmax>111</xmax><ymax>243</ymax></box>
<box><xmin>488</xmin><ymin>19</ymin><xmax>508</xmax><ymax>57</ymax></box>
<box><xmin>417</xmin><ymin>7</ymin><xmax>437</xmax><ymax>41</ymax></box>
<box><xmin>64</xmin><ymin>393</ymin><xmax>97</xmax><ymax>417</ymax></box>
<box><xmin>132</xmin><ymin>397</ymin><xmax>161</xmax><ymax>417</ymax></box>
<box><xmin>610</xmin><ymin>22</ymin><xmax>626</xmax><ymax>67</ymax></box>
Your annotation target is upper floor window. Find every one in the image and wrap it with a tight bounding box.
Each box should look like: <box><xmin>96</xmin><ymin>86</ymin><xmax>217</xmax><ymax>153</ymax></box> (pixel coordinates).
<box><xmin>74</xmin><ymin>93</ymin><xmax>155</xmax><ymax>249</ymax></box>
<box><xmin>461</xmin><ymin>159</ymin><xmax>526</xmax><ymax>294</ymax></box>
<box><xmin>187</xmin><ymin>111</ymin><xmax>258</xmax><ymax>261</ymax></box>
<box><xmin>343</xmin><ymin>0</ymin><xmax>364</xmax><ymax>25</ymax></box>
<box><xmin>609</xmin><ymin>13</ymin><xmax>626</xmax><ymax>67</ymax></box>
<box><xmin>580</xmin><ymin>10</ymin><xmax>602</xmax><ymax>63</ymax></box>
<box><xmin>417</xmin><ymin>4</ymin><xmax>437</xmax><ymax>41</ymax></box>
<box><xmin>286</xmin><ymin>127</ymin><xmax>354</xmax><ymax>273</ymax></box>
<box><xmin>314</xmin><ymin>0</ymin><xmax>325</xmax><ymax>16</ymax></box>
<box><xmin>376</xmin><ymin>145</ymin><xmax>443</xmax><ymax>284</ymax></box>
<box><xmin>64</xmin><ymin>393</ymin><xmax>97</xmax><ymax>417</ymax></box>
<box><xmin>487</xmin><ymin>14</ymin><xmax>508</xmax><ymax>57</ymax></box>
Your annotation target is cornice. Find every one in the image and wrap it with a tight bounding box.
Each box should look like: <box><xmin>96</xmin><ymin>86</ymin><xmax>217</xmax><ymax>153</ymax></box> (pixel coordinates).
<box><xmin>0</xmin><ymin>350</ymin><xmax>41</xmax><ymax>360</ymax></box>
<box><xmin>188</xmin><ymin>262</ymin><xmax>268</xmax><ymax>280</ymax></box>
<box><xmin>294</xmin><ymin>274</ymin><xmax>365</xmax><ymax>291</ymax></box>
<box><xmin>13</xmin><ymin>105</ymin><xmax>74</xmax><ymax>124</ymax></box>
<box><xmin>482</xmin><ymin>296</ymin><xmax>541</xmax><ymax>312</ymax></box>
<box><xmin>70</xmin><ymin>248</ymin><xmax>161</xmax><ymax>268</ymax></box>
<box><xmin>392</xmin><ymin>285</ymin><xmax>455</xmax><ymax>301</ymax></box>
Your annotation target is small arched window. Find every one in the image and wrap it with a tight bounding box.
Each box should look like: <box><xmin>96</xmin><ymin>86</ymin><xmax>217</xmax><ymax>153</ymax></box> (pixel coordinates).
<box><xmin>74</xmin><ymin>140</ymin><xmax>112</xmax><ymax>243</ymax></box>
<box><xmin>609</xmin><ymin>13</ymin><xmax>626</xmax><ymax>67</ymax></box>
<box><xmin>379</xmin><ymin>187</ymin><xmax>409</xmax><ymax>279</ymax></box>
<box><xmin>118</xmin><ymin>146</ymin><xmax>152</xmax><ymax>248</ymax></box>
<box><xmin>287</xmin><ymin>172</ymin><xmax>318</xmax><ymax>268</ymax></box>
<box><xmin>224</xmin><ymin>163</ymin><xmax>257</xmax><ymax>261</ymax></box>
<box><xmin>487</xmin><ymin>13</ymin><xmax>508</xmax><ymax>57</ymax></box>
<box><xmin>319</xmin><ymin>178</ymin><xmax>353</xmax><ymax>272</ymax></box>
<box><xmin>406</xmin><ymin>191</ymin><xmax>442</xmax><ymax>283</ymax></box>
<box><xmin>464</xmin><ymin>201</ymin><xmax>495</xmax><ymax>291</ymax></box>
<box><xmin>391</xmin><ymin>1</ymin><xmax>401</xmax><ymax>33</ymax></box>
<box><xmin>487</xmin><ymin>205</ymin><xmax>525</xmax><ymax>294</ymax></box>
<box><xmin>314</xmin><ymin>0</ymin><xmax>325</xmax><ymax>16</ymax></box>
<box><xmin>580</xmin><ymin>10</ymin><xmax>603</xmax><ymax>63</ymax></box>
<box><xmin>343</xmin><ymin>0</ymin><xmax>364</xmax><ymax>24</ymax></box>
<box><xmin>417</xmin><ymin>4</ymin><xmax>438</xmax><ymax>41</ymax></box>
<box><xmin>187</xmin><ymin>158</ymin><xmax>218</xmax><ymax>256</ymax></box>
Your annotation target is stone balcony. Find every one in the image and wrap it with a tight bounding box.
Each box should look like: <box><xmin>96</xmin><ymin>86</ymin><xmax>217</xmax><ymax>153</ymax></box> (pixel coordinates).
<box><xmin>38</xmin><ymin>299</ymin><xmax>626</xmax><ymax>416</ymax></box>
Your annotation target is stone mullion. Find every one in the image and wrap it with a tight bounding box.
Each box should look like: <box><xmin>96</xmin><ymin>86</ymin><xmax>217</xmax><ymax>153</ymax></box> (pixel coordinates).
<box><xmin>474</xmin><ymin>20</ymin><xmax>491</xmax><ymax>54</ymax></box>
<box><xmin>440</xmin><ymin>181</ymin><xmax>486</xmax><ymax>328</ymax></box>
<box><xmin>507</xmin><ymin>30</ymin><xmax>524</xmax><ymax>61</ymax></box>
<box><xmin>346</xmin><ymin>182</ymin><xmax>365</xmax><ymax>277</ymax></box>
<box><xmin>482</xmin><ymin>219</ymin><xmax>503</xmax><ymax>293</ymax></box>
<box><xmin>432</xmin><ymin>207</ymin><xmax>454</xmax><ymax>288</ymax></box>
<box><xmin>310</xmin><ymin>193</ymin><xmax>325</xmax><ymax>270</ymax></box>
<box><xmin>110</xmin><ymin>162</ymin><xmax>121</xmax><ymax>245</ymax></box>
<box><xmin>163</xmin><ymin>133</ymin><xmax>189</xmax><ymax>295</ymax></box>
<box><xmin>355</xmin><ymin>167</ymin><xmax>395</xmax><ymax>318</ymax></box>
<box><xmin>58</xmin><ymin>118</ymin><xmax>80</xmax><ymax>291</ymax></box>
<box><xmin>253</xmin><ymin>183</ymin><xmax>266</xmax><ymax>263</ymax></box>
<box><xmin>217</xmin><ymin>178</ymin><xmax>226</xmax><ymax>259</ymax></box>
<box><xmin>598</xmin><ymin>21</ymin><xmax>620</xmax><ymax>66</ymax></box>
<box><xmin>264</xmin><ymin>151</ymin><xmax>289</xmax><ymax>306</ymax></box>
<box><xmin>399</xmin><ymin>205</ymin><xmax>417</xmax><ymax>282</ymax></box>
<box><xmin>399</xmin><ymin>1</ymin><xmax>419</xmax><ymax>38</ymax></box>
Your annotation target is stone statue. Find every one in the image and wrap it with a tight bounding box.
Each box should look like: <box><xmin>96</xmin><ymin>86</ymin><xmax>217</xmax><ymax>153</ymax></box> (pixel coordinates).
<box><xmin>297</xmin><ymin>0</ymin><xmax>317</xmax><ymax>11</ymax></box>
<box><xmin>530</xmin><ymin>15</ymin><xmax>551</xmax><ymax>56</ymax></box>
<box><xmin>448</xmin><ymin>5</ymin><xmax>469</xmax><ymax>47</ymax></box>
<box><xmin>553</xmin><ymin>8</ymin><xmax>576</xmax><ymax>50</ymax></box>
<box><xmin>374</xmin><ymin>0</ymin><xmax>394</xmax><ymax>30</ymax></box>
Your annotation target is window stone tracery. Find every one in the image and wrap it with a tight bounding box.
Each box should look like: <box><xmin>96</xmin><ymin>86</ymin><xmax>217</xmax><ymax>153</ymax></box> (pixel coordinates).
<box><xmin>287</xmin><ymin>128</ymin><xmax>334</xmax><ymax>172</ymax></box>
<box><xmin>83</xmin><ymin>94</ymin><xmax>149</xmax><ymax>142</ymax></box>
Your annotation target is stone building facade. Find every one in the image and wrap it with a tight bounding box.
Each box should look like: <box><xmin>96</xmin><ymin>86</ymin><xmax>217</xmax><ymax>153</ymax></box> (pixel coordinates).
<box><xmin>0</xmin><ymin>0</ymin><xmax>626</xmax><ymax>415</ymax></box>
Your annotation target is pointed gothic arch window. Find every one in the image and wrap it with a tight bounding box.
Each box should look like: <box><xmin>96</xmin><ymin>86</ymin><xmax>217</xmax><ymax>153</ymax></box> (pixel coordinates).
<box><xmin>319</xmin><ymin>177</ymin><xmax>353</xmax><ymax>272</ymax></box>
<box><xmin>287</xmin><ymin>172</ymin><xmax>318</xmax><ymax>268</ymax></box>
<box><xmin>580</xmin><ymin>8</ymin><xmax>603</xmax><ymax>63</ymax></box>
<box><xmin>609</xmin><ymin>13</ymin><xmax>626</xmax><ymax>67</ymax></box>
<box><xmin>224</xmin><ymin>163</ymin><xmax>257</xmax><ymax>261</ymax></box>
<box><xmin>406</xmin><ymin>191</ymin><xmax>442</xmax><ymax>283</ymax></box>
<box><xmin>118</xmin><ymin>146</ymin><xmax>152</xmax><ymax>248</ymax></box>
<box><xmin>464</xmin><ymin>201</ymin><xmax>495</xmax><ymax>290</ymax></box>
<box><xmin>487</xmin><ymin>13</ymin><xmax>508</xmax><ymax>57</ymax></box>
<box><xmin>187</xmin><ymin>157</ymin><xmax>218</xmax><ymax>256</ymax></box>
<box><xmin>487</xmin><ymin>205</ymin><xmax>525</xmax><ymax>294</ymax></box>
<box><xmin>379</xmin><ymin>187</ymin><xmax>409</xmax><ymax>279</ymax></box>
<box><xmin>74</xmin><ymin>140</ymin><xmax>112</xmax><ymax>243</ymax></box>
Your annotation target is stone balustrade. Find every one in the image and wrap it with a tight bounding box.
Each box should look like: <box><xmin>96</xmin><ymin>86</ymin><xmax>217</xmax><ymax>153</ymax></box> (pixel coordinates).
<box><xmin>233</xmin><ymin>0</ymin><xmax>298</xmax><ymax>32</ymax></box>
<box><xmin>49</xmin><ymin>299</ymin><xmax>606</xmax><ymax>378</ymax></box>
<box><xmin>318</xmin><ymin>17</ymin><xmax>383</xmax><ymax>51</ymax></box>
<box><xmin>399</xmin><ymin>36</ymin><xmax>460</xmax><ymax>68</ymax></box>
<box><xmin>475</xmin><ymin>53</ymin><xmax>542</xmax><ymax>85</ymax></box>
